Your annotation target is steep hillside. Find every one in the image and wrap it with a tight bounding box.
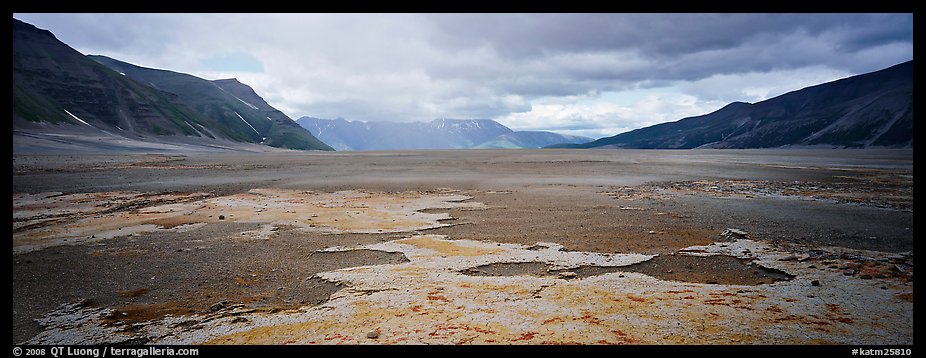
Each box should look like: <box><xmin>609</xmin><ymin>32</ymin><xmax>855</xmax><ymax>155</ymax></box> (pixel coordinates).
<box><xmin>557</xmin><ymin>61</ymin><xmax>912</xmax><ymax>149</ymax></box>
<box><xmin>12</xmin><ymin>18</ymin><xmax>332</xmax><ymax>152</ymax></box>
<box><xmin>14</xmin><ymin>19</ymin><xmax>214</xmax><ymax>140</ymax></box>
<box><xmin>90</xmin><ymin>56</ymin><xmax>332</xmax><ymax>151</ymax></box>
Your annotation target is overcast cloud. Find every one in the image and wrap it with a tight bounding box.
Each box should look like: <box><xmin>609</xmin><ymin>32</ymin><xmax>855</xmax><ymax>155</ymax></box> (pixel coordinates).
<box><xmin>13</xmin><ymin>13</ymin><xmax>913</xmax><ymax>138</ymax></box>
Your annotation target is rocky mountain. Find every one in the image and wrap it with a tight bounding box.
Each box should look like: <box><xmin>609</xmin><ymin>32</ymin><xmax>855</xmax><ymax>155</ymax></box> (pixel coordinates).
<box><xmin>13</xmin><ymin>18</ymin><xmax>332</xmax><ymax>152</ymax></box>
<box><xmin>554</xmin><ymin>61</ymin><xmax>912</xmax><ymax>149</ymax></box>
<box><xmin>296</xmin><ymin>117</ymin><xmax>591</xmax><ymax>151</ymax></box>
<box><xmin>90</xmin><ymin>56</ymin><xmax>332</xmax><ymax>151</ymax></box>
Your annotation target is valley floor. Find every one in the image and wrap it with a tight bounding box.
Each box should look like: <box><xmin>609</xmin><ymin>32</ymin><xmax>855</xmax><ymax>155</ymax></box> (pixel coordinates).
<box><xmin>12</xmin><ymin>149</ymin><xmax>913</xmax><ymax>345</ymax></box>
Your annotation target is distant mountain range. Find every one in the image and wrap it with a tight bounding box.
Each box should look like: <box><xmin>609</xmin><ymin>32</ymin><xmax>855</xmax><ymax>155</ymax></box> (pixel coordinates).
<box><xmin>296</xmin><ymin>117</ymin><xmax>592</xmax><ymax>151</ymax></box>
<box><xmin>553</xmin><ymin>61</ymin><xmax>912</xmax><ymax>149</ymax></box>
<box><xmin>13</xmin><ymin>18</ymin><xmax>332</xmax><ymax>152</ymax></box>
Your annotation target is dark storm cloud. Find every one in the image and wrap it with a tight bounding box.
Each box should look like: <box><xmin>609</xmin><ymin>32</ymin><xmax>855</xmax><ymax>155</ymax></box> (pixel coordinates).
<box><xmin>425</xmin><ymin>13</ymin><xmax>912</xmax><ymax>81</ymax></box>
<box><xmin>12</xmin><ymin>13</ymin><xmax>913</xmax><ymax>136</ymax></box>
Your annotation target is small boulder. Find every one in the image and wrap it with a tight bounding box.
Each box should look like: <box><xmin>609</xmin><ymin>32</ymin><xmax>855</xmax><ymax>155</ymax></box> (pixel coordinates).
<box><xmin>721</xmin><ymin>228</ymin><xmax>748</xmax><ymax>240</ymax></box>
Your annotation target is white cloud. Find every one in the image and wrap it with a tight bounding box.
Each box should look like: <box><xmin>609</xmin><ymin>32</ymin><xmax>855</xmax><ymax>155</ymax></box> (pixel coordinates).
<box><xmin>677</xmin><ymin>66</ymin><xmax>854</xmax><ymax>102</ymax></box>
<box><xmin>13</xmin><ymin>13</ymin><xmax>913</xmax><ymax>137</ymax></box>
<box><xmin>497</xmin><ymin>90</ymin><xmax>727</xmax><ymax>139</ymax></box>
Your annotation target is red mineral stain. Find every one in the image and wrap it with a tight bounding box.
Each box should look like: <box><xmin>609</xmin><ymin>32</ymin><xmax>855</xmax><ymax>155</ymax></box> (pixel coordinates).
<box><xmin>472</xmin><ymin>326</ymin><xmax>496</xmax><ymax>334</ymax></box>
<box><xmin>511</xmin><ymin>332</ymin><xmax>537</xmax><ymax>342</ymax></box>
<box><xmin>427</xmin><ymin>293</ymin><xmax>451</xmax><ymax>303</ymax></box>
<box><xmin>324</xmin><ymin>334</ymin><xmax>346</xmax><ymax>341</ymax></box>
<box><xmin>580</xmin><ymin>312</ymin><xmax>603</xmax><ymax>325</ymax></box>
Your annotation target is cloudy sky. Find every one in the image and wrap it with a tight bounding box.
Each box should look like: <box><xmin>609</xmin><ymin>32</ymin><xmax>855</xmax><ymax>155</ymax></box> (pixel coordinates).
<box><xmin>13</xmin><ymin>13</ymin><xmax>913</xmax><ymax>138</ymax></box>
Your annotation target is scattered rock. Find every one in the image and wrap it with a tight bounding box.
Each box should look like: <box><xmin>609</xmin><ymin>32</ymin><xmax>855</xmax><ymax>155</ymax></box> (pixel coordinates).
<box><xmin>811</xmin><ymin>280</ymin><xmax>821</xmax><ymax>287</ymax></box>
<box><xmin>648</xmin><ymin>230</ymin><xmax>656</xmax><ymax>234</ymax></box>
<box><xmin>367</xmin><ymin>328</ymin><xmax>381</xmax><ymax>339</ymax></box>
<box><xmin>209</xmin><ymin>301</ymin><xmax>228</xmax><ymax>312</ymax></box>
<box><xmin>721</xmin><ymin>228</ymin><xmax>748</xmax><ymax>240</ymax></box>
<box><xmin>218</xmin><ymin>215</ymin><xmax>225</xmax><ymax>220</ymax></box>
<box><xmin>558</xmin><ymin>271</ymin><xmax>578</xmax><ymax>279</ymax></box>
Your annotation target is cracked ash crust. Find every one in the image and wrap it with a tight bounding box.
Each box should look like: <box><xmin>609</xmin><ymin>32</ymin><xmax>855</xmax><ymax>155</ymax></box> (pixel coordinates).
<box><xmin>25</xmin><ymin>235</ymin><xmax>912</xmax><ymax>345</ymax></box>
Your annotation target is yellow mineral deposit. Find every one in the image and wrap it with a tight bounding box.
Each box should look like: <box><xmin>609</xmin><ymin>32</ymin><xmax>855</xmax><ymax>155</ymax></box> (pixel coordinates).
<box><xmin>25</xmin><ymin>236</ymin><xmax>913</xmax><ymax>345</ymax></box>
<box><xmin>13</xmin><ymin>186</ymin><xmax>912</xmax><ymax>346</ymax></box>
<box><xmin>12</xmin><ymin>189</ymin><xmax>486</xmax><ymax>254</ymax></box>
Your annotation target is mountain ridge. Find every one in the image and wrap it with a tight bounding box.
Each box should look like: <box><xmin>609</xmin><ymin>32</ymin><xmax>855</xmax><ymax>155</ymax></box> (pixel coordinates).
<box><xmin>296</xmin><ymin>117</ymin><xmax>592</xmax><ymax>151</ymax></box>
<box><xmin>552</xmin><ymin>61</ymin><xmax>912</xmax><ymax>149</ymax></box>
<box><xmin>89</xmin><ymin>55</ymin><xmax>333</xmax><ymax>151</ymax></box>
<box><xmin>13</xmin><ymin>18</ymin><xmax>332</xmax><ymax>152</ymax></box>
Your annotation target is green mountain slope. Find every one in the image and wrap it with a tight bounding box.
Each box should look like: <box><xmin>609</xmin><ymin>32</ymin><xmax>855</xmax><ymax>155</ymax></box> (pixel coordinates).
<box><xmin>90</xmin><ymin>55</ymin><xmax>333</xmax><ymax>151</ymax></box>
